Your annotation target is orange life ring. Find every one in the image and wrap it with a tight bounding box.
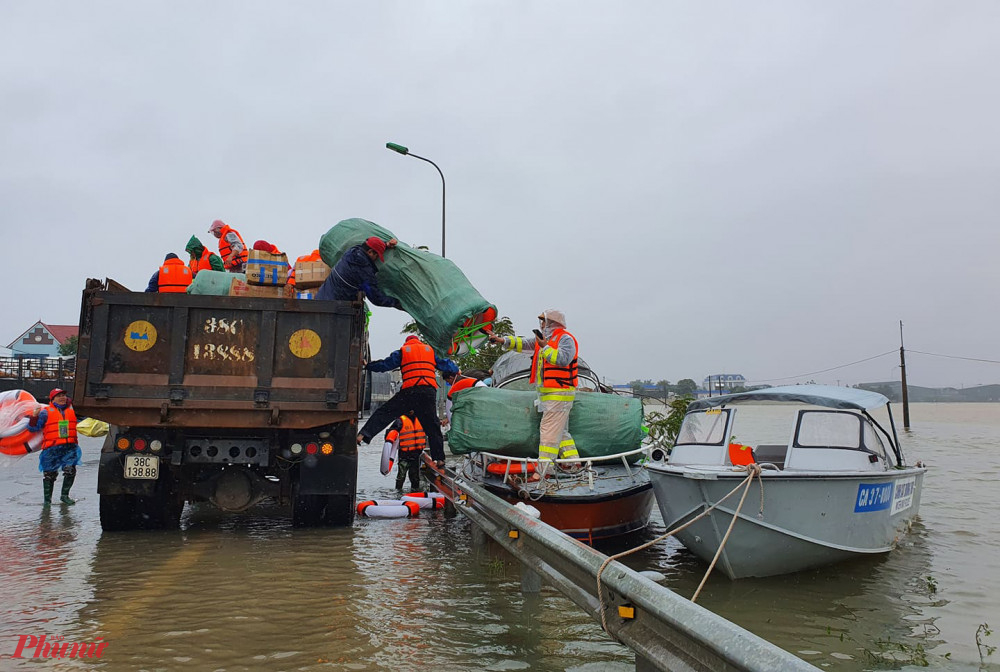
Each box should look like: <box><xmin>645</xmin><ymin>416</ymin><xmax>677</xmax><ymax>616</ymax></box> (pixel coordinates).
<box><xmin>0</xmin><ymin>390</ymin><xmax>43</xmax><ymax>456</ymax></box>
<box><xmin>486</xmin><ymin>462</ymin><xmax>537</xmax><ymax>476</ymax></box>
<box><xmin>356</xmin><ymin>500</ymin><xmax>420</xmax><ymax>518</ymax></box>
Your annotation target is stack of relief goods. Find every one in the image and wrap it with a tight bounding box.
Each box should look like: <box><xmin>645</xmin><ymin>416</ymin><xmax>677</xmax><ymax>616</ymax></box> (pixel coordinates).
<box><xmin>292</xmin><ymin>257</ymin><xmax>330</xmax><ymax>300</ymax></box>
<box><xmin>319</xmin><ymin>218</ymin><xmax>497</xmax><ymax>356</ymax></box>
<box><xmin>447</xmin><ymin>387</ymin><xmax>645</xmax><ymax>461</ymax></box>
<box><xmin>230</xmin><ymin>247</ymin><xmax>290</xmax><ymax>298</ymax></box>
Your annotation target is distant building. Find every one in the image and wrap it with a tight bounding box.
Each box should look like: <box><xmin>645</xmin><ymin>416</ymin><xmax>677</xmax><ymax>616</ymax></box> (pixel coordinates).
<box><xmin>701</xmin><ymin>373</ymin><xmax>746</xmax><ymax>397</ymax></box>
<box><xmin>6</xmin><ymin>322</ymin><xmax>79</xmax><ymax>359</ymax></box>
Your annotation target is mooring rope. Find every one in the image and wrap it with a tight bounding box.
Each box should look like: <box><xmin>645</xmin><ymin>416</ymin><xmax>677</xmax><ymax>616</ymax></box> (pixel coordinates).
<box><xmin>596</xmin><ymin>464</ymin><xmax>763</xmax><ymax>637</ymax></box>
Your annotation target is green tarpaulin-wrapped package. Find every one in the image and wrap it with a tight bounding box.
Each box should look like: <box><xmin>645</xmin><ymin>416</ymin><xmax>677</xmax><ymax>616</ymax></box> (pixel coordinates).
<box><xmin>447</xmin><ymin>387</ymin><xmax>645</xmax><ymax>459</ymax></box>
<box><xmin>188</xmin><ymin>270</ymin><xmax>243</xmax><ymax>296</ymax></box>
<box><xmin>319</xmin><ymin>218</ymin><xmax>496</xmax><ymax>356</ymax></box>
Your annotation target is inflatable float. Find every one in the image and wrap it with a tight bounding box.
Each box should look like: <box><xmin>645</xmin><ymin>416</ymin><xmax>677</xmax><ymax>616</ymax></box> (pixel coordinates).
<box><xmin>0</xmin><ymin>390</ymin><xmax>44</xmax><ymax>456</ymax></box>
<box><xmin>401</xmin><ymin>492</ymin><xmax>446</xmax><ymax>510</ymax></box>
<box><xmin>356</xmin><ymin>500</ymin><xmax>420</xmax><ymax>518</ymax></box>
<box><xmin>380</xmin><ymin>439</ymin><xmax>398</xmax><ymax>476</ymax></box>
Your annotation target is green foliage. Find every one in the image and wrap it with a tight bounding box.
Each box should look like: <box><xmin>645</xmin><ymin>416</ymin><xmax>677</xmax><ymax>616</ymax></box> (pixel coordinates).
<box><xmin>643</xmin><ymin>395</ymin><xmax>694</xmax><ymax>450</ymax></box>
<box><xmin>978</xmin><ymin>623</ymin><xmax>996</xmax><ymax>662</ymax></box>
<box><xmin>57</xmin><ymin>335</ymin><xmax>78</xmax><ymax>357</ymax></box>
<box><xmin>674</xmin><ymin>378</ymin><xmax>697</xmax><ymax>396</ymax></box>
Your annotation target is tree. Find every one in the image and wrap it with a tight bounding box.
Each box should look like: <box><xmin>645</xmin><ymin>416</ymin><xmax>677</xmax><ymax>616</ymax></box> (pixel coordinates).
<box><xmin>57</xmin><ymin>335</ymin><xmax>78</xmax><ymax>357</ymax></box>
<box><xmin>629</xmin><ymin>379</ymin><xmax>653</xmax><ymax>396</ymax></box>
<box><xmin>675</xmin><ymin>378</ymin><xmax>697</xmax><ymax>396</ymax></box>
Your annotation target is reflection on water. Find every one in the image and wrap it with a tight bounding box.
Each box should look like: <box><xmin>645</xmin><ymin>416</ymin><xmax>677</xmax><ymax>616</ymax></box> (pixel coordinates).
<box><xmin>0</xmin><ymin>404</ymin><xmax>998</xmax><ymax>671</ymax></box>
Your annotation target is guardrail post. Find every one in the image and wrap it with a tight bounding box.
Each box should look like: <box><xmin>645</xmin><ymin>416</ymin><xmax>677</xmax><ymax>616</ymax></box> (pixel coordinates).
<box><xmin>520</xmin><ymin>563</ymin><xmax>541</xmax><ymax>593</ymax></box>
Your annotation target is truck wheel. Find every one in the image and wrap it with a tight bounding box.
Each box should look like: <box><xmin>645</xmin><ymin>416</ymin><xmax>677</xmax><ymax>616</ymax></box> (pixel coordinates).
<box><xmin>100</xmin><ymin>494</ymin><xmax>137</xmax><ymax>531</ymax></box>
<box><xmin>132</xmin><ymin>494</ymin><xmax>183</xmax><ymax>530</ymax></box>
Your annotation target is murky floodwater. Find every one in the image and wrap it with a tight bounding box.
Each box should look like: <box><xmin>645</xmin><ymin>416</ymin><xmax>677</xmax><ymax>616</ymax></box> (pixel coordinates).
<box><xmin>1</xmin><ymin>403</ymin><xmax>998</xmax><ymax>671</ymax></box>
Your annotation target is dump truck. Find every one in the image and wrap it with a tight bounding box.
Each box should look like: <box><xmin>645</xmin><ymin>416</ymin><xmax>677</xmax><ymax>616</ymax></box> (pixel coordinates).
<box><xmin>73</xmin><ymin>278</ymin><xmax>366</xmax><ymax>530</ymax></box>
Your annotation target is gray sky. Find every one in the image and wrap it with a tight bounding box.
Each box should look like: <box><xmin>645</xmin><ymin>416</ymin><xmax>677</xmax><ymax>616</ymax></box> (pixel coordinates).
<box><xmin>3</xmin><ymin>1</ymin><xmax>999</xmax><ymax>388</ymax></box>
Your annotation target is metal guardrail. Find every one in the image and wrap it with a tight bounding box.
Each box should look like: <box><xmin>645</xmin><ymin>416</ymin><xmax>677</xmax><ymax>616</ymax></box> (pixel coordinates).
<box><xmin>422</xmin><ymin>456</ymin><xmax>820</xmax><ymax>672</ymax></box>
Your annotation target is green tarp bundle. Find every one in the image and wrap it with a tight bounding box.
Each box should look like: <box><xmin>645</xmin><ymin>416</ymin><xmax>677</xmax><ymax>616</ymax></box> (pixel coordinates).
<box><xmin>188</xmin><ymin>270</ymin><xmax>243</xmax><ymax>296</ymax></box>
<box><xmin>319</xmin><ymin>218</ymin><xmax>496</xmax><ymax>356</ymax></box>
<box><xmin>447</xmin><ymin>387</ymin><xmax>645</xmax><ymax>459</ymax></box>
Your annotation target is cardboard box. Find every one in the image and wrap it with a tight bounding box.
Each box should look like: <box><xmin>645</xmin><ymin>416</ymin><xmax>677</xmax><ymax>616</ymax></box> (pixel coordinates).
<box><xmin>229</xmin><ymin>277</ymin><xmax>291</xmax><ymax>299</ymax></box>
<box><xmin>246</xmin><ymin>250</ymin><xmax>289</xmax><ymax>286</ymax></box>
<box><xmin>295</xmin><ymin>290</ymin><xmax>316</xmax><ymax>300</ymax></box>
<box><xmin>293</xmin><ymin>260</ymin><xmax>331</xmax><ymax>289</ymax></box>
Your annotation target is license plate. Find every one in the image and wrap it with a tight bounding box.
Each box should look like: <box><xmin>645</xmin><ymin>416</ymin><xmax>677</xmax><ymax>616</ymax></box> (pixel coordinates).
<box><xmin>124</xmin><ymin>454</ymin><xmax>159</xmax><ymax>480</ymax></box>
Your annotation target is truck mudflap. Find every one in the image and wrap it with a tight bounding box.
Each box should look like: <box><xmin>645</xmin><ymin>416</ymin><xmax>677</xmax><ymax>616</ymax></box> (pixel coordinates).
<box><xmin>297</xmin><ymin>453</ymin><xmax>358</xmax><ymax>496</ymax></box>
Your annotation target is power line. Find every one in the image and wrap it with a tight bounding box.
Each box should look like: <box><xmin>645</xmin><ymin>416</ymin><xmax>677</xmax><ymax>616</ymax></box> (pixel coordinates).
<box><xmin>907</xmin><ymin>349</ymin><xmax>1000</xmax><ymax>365</ymax></box>
<box><xmin>750</xmin><ymin>350</ymin><xmax>898</xmax><ymax>384</ymax></box>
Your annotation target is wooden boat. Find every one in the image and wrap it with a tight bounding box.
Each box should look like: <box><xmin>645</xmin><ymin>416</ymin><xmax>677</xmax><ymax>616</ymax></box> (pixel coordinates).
<box><xmin>645</xmin><ymin>385</ymin><xmax>926</xmax><ymax>578</ymax></box>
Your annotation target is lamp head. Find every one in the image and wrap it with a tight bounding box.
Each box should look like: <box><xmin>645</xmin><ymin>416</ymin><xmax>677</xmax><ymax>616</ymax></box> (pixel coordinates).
<box><xmin>386</xmin><ymin>142</ymin><xmax>409</xmax><ymax>155</ymax></box>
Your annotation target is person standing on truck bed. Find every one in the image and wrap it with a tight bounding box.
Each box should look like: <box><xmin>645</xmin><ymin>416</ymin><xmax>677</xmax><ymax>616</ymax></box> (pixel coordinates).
<box><xmin>185</xmin><ymin>235</ymin><xmax>225</xmax><ymax>277</ymax></box>
<box><xmin>144</xmin><ymin>253</ymin><xmax>193</xmax><ymax>293</ymax></box>
<box><xmin>358</xmin><ymin>334</ymin><xmax>458</xmax><ymax>467</ymax></box>
<box><xmin>27</xmin><ymin>389</ymin><xmax>82</xmax><ymax>506</ymax></box>
<box><xmin>315</xmin><ymin>236</ymin><xmax>403</xmax><ymax>309</ymax></box>
<box><xmin>208</xmin><ymin>219</ymin><xmax>249</xmax><ymax>272</ymax></box>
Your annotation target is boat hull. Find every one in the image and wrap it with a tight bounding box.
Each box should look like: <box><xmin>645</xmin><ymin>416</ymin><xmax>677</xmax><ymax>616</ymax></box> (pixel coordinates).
<box><xmin>646</xmin><ymin>465</ymin><xmax>925</xmax><ymax>579</ymax></box>
<box><xmin>475</xmin><ymin>464</ymin><xmax>654</xmax><ymax>544</ymax></box>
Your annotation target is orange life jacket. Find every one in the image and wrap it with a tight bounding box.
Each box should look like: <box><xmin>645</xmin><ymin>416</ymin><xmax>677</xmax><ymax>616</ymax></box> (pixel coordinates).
<box><xmin>158</xmin><ymin>257</ymin><xmax>192</xmax><ymax>293</ymax></box>
<box><xmin>389</xmin><ymin>416</ymin><xmax>425</xmax><ymax>454</ymax></box>
<box><xmin>42</xmin><ymin>404</ymin><xmax>78</xmax><ymax>449</ymax></box>
<box><xmin>190</xmin><ymin>248</ymin><xmax>215</xmax><ymax>276</ymax></box>
<box><xmin>530</xmin><ymin>328</ymin><xmax>579</xmax><ymax>389</ymax></box>
<box><xmin>400</xmin><ymin>337</ymin><xmax>438</xmax><ymax>389</ymax></box>
<box><xmin>447</xmin><ymin>375</ymin><xmax>478</xmax><ymax>400</ymax></box>
<box><xmin>218</xmin><ymin>225</ymin><xmax>249</xmax><ymax>269</ymax></box>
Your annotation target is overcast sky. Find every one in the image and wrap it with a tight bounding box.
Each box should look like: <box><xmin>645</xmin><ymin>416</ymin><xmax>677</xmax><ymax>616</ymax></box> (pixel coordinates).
<box><xmin>3</xmin><ymin>1</ymin><xmax>999</xmax><ymax>388</ymax></box>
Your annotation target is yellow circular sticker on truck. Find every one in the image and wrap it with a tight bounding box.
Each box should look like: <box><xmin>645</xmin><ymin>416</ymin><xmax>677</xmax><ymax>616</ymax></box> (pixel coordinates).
<box><xmin>124</xmin><ymin>320</ymin><xmax>157</xmax><ymax>352</ymax></box>
<box><xmin>289</xmin><ymin>329</ymin><xmax>321</xmax><ymax>359</ymax></box>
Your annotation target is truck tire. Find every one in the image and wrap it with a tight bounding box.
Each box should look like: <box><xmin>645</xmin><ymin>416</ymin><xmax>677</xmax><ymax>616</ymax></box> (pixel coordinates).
<box><xmin>100</xmin><ymin>494</ymin><xmax>137</xmax><ymax>531</ymax></box>
<box><xmin>321</xmin><ymin>495</ymin><xmax>354</xmax><ymax>526</ymax></box>
<box><xmin>133</xmin><ymin>494</ymin><xmax>183</xmax><ymax>530</ymax></box>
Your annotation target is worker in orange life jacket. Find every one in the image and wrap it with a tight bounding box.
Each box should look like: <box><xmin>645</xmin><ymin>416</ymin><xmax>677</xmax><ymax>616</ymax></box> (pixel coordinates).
<box><xmin>144</xmin><ymin>253</ymin><xmax>193</xmax><ymax>293</ymax></box>
<box><xmin>185</xmin><ymin>235</ymin><xmax>225</xmax><ymax>277</ymax></box>
<box><xmin>384</xmin><ymin>411</ymin><xmax>427</xmax><ymax>490</ymax></box>
<box><xmin>208</xmin><ymin>219</ymin><xmax>249</xmax><ymax>272</ymax></box>
<box><xmin>357</xmin><ymin>335</ymin><xmax>458</xmax><ymax>467</ymax></box>
<box><xmin>490</xmin><ymin>309</ymin><xmax>581</xmax><ymax>473</ymax></box>
<box><xmin>27</xmin><ymin>388</ymin><xmax>82</xmax><ymax>506</ymax></box>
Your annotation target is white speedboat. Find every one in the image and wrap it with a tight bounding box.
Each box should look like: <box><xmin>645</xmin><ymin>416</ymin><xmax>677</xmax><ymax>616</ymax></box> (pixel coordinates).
<box><xmin>645</xmin><ymin>385</ymin><xmax>925</xmax><ymax>579</ymax></box>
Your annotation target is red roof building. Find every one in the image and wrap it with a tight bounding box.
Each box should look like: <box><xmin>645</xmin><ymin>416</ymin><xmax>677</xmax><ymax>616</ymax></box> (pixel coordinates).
<box><xmin>6</xmin><ymin>321</ymin><xmax>79</xmax><ymax>358</ymax></box>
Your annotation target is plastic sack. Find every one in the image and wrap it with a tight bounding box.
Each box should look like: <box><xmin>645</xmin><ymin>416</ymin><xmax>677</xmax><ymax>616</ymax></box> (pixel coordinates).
<box><xmin>447</xmin><ymin>387</ymin><xmax>645</xmax><ymax>459</ymax></box>
<box><xmin>188</xmin><ymin>270</ymin><xmax>245</xmax><ymax>296</ymax></box>
<box><xmin>77</xmin><ymin>418</ymin><xmax>110</xmax><ymax>437</ymax></box>
<box><xmin>319</xmin><ymin>218</ymin><xmax>497</xmax><ymax>356</ymax></box>
<box><xmin>0</xmin><ymin>390</ymin><xmax>41</xmax><ymax>437</ymax></box>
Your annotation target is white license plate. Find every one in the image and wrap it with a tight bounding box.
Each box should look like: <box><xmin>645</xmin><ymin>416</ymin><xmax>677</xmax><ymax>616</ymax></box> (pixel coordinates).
<box><xmin>124</xmin><ymin>454</ymin><xmax>159</xmax><ymax>480</ymax></box>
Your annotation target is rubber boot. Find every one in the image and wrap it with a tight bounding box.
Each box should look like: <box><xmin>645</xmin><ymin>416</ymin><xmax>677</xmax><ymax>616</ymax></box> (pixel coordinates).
<box><xmin>60</xmin><ymin>472</ymin><xmax>76</xmax><ymax>505</ymax></box>
<box><xmin>42</xmin><ymin>479</ymin><xmax>54</xmax><ymax>506</ymax></box>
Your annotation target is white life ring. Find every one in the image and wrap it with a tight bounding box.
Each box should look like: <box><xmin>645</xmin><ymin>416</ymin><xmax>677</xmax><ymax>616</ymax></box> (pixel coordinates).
<box><xmin>356</xmin><ymin>500</ymin><xmax>420</xmax><ymax>518</ymax></box>
<box><xmin>401</xmin><ymin>492</ymin><xmax>446</xmax><ymax>510</ymax></box>
<box><xmin>380</xmin><ymin>440</ymin><xmax>399</xmax><ymax>475</ymax></box>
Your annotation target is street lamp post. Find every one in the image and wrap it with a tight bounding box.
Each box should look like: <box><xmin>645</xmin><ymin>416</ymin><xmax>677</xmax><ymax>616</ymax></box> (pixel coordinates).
<box><xmin>386</xmin><ymin>142</ymin><xmax>446</xmax><ymax>258</ymax></box>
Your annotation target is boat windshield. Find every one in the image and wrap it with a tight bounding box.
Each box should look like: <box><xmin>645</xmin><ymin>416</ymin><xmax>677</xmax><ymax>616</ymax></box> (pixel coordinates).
<box><xmin>795</xmin><ymin>410</ymin><xmax>889</xmax><ymax>459</ymax></box>
<box><xmin>676</xmin><ymin>409</ymin><xmax>731</xmax><ymax>446</ymax></box>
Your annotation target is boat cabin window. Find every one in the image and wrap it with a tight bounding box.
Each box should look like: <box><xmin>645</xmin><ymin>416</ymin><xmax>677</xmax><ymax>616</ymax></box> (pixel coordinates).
<box><xmin>676</xmin><ymin>409</ymin><xmax>731</xmax><ymax>446</ymax></box>
<box><xmin>794</xmin><ymin>410</ymin><xmax>877</xmax><ymax>453</ymax></box>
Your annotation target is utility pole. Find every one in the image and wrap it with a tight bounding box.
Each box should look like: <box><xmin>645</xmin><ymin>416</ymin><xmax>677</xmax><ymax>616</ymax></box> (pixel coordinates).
<box><xmin>899</xmin><ymin>320</ymin><xmax>910</xmax><ymax>429</ymax></box>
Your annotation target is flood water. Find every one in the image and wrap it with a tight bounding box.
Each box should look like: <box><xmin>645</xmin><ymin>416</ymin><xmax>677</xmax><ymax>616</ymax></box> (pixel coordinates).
<box><xmin>0</xmin><ymin>402</ymin><xmax>997</xmax><ymax>671</ymax></box>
